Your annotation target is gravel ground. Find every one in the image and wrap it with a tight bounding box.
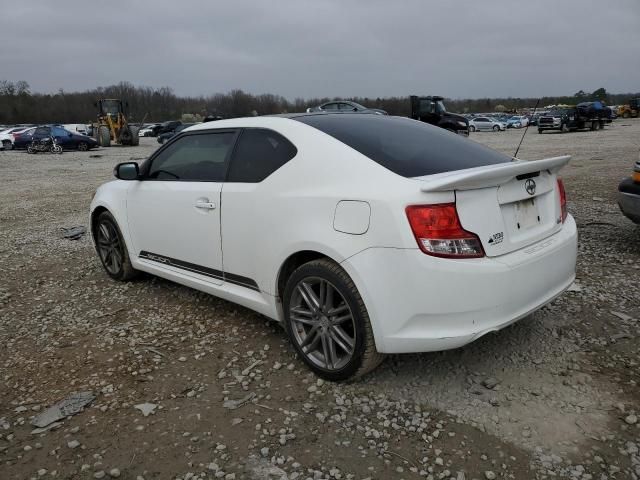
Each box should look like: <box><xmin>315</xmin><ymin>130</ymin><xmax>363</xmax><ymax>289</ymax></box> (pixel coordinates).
<box><xmin>1</xmin><ymin>121</ymin><xmax>639</xmax><ymax>480</ymax></box>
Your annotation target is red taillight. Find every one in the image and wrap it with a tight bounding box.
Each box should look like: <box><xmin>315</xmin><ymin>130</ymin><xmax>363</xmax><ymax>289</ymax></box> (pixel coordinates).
<box><xmin>557</xmin><ymin>178</ymin><xmax>567</xmax><ymax>223</ymax></box>
<box><xmin>406</xmin><ymin>203</ymin><xmax>484</xmax><ymax>258</ymax></box>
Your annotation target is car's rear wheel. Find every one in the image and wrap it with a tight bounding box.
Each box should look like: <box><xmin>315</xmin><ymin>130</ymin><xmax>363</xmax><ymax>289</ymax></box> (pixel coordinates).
<box><xmin>469</xmin><ymin>125</ymin><xmax>476</xmax><ymax>132</ymax></box>
<box><xmin>283</xmin><ymin>259</ymin><xmax>384</xmax><ymax>381</ymax></box>
<box><xmin>94</xmin><ymin>211</ymin><xmax>138</xmax><ymax>281</ymax></box>
<box><xmin>2</xmin><ymin>140</ymin><xmax>12</xmax><ymax>150</ymax></box>
<box><xmin>561</xmin><ymin>123</ymin><xmax>569</xmax><ymax>133</ymax></box>
<box><xmin>77</xmin><ymin>141</ymin><xmax>88</xmax><ymax>151</ymax></box>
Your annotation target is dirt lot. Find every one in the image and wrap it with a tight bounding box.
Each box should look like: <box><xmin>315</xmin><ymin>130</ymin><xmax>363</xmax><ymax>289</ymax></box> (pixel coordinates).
<box><xmin>1</xmin><ymin>121</ymin><xmax>639</xmax><ymax>480</ymax></box>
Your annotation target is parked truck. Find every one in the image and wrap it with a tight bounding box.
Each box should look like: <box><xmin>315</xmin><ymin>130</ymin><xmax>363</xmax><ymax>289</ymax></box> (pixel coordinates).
<box><xmin>537</xmin><ymin>101</ymin><xmax>610</xmax><ymax>133</ymax></box>
<box><xmin>409</xmin><ymin>95</ymin><xmax>469</xmax><ymax>135</ymax></box>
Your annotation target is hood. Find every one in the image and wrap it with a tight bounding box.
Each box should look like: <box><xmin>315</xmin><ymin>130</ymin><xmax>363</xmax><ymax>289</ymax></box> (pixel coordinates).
<box><xmin>442</xmin><ymin>112</ymin><xmax>468</xmax><ymax>124</ymax></box>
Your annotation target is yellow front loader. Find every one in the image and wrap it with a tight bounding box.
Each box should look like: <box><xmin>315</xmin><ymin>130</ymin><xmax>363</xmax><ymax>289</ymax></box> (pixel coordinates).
<box><xmin>93</xmin><ymin>99</ymin><xmax>139</xmax><ymax>147</ymax></box>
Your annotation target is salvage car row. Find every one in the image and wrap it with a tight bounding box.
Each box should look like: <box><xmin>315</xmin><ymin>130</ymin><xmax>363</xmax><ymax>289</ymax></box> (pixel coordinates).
<box><xmin>0</xmin><ymin>124</ymin><xmax>99</xmax><ymax>151</ymax></box>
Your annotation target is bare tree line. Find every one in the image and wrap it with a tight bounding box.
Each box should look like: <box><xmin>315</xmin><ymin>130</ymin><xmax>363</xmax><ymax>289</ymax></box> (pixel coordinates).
<box><xmin>0</xmin><ymin>80</ymin><xmax>637</xmax><ymax>125</ymax></box>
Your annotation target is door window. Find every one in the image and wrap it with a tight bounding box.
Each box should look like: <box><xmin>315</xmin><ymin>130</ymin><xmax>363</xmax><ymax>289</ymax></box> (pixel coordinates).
<box><xmin>52</xmin><ymin>127</ymin><xmax>68</xmax><ymax>136</ymax></box>
<box><xmin>34</xmin><ymin>127</ymin><xmax>50</xmax><ymax>136</ymax></box>
<box><xmin>321</xmin><ymin>103</ymin><xmax>339</xmax><ymax>111</ymax></box>
<box><xmin>147</xmin><ymin>132</ymin><xmax>235</xmax><ymax>181</ymax></box>
<box><xmin>226</xmin><ymin>128</ymin><xmax>297</xmax><ymax>183</ymax></box>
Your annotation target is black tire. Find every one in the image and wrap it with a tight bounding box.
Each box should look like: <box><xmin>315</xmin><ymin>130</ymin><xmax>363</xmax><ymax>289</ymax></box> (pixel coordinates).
<box><xmin>538</xmin><ymin>129</ymin><xmax>543</xmax><ymax>134</ymax></box>
<box><xmin>93</xmin><ymin>211</ymin><xmax>138</xmax><ymax>281</ymax></box>
<box><xmin>77</xmin><ymin>141</ymin><xmax>88</xmax><ymax>151</ymax></box>
<box><xmin>469</xmin><ymin>125</ymin><xmax>476</xmax><ymax>132</ymax></box>
<box><xmin>98</xmin><ymin>126</ymin><xmax>111</xmax><ymax>147</ymax></box>
<box><xmin>561</xmin><ymin>123</ymin><xmax>569</xmax><ymax>133</ymax></box>
<box><xmin>623</xmin><ymin>111</ymin><xmax>631</xmax><ymax>119</ymax></box>
<box><xmin>283</xmin><ymin>258</ymin><xmax>384</xmax><ymax>381</ymax></box>
<box><xmin>492</xmin><ymin>125</ymin><xmax>499</xmax><ymax>131</ymax></box>
<box><xmin>2</xmin><ymin>140</ymin><xmax>12</xmax><ymax>150</ymax></box>
<box><xmin>129</xmin><ymin>126</ymin><xmax>140</xmax><ymax>146</ymax></box>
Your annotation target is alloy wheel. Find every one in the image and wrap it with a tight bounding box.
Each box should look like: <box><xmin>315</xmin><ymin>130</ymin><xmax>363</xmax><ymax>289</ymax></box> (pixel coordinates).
<box><xmin>289</xmin><ymin>277</ymin><xmax>356</xmax><ymax>371</ymax></box>
<box><xmin>96</xmin><ymin>220</ymin><xmax>123</xmax><ymax>275</ymax></box>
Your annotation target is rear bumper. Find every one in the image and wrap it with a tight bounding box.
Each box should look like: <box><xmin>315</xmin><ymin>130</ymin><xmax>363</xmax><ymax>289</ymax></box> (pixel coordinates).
<box><xmin>342</xmin><ymin>215</ymin><xmax>577</xmax><ymax>354</ymax></box>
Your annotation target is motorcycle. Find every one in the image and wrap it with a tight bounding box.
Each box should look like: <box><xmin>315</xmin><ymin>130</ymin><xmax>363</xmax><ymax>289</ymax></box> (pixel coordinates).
<box><xmin>27</xmin><ymin>136</ymin><xmax>63</xmax><ymax>154</ymax></box>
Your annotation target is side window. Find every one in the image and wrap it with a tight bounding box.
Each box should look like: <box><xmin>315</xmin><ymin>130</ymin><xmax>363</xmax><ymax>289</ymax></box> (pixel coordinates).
<box><xmin>52</xmin><ymin>127</ymin><xmax>68</xmax><ymax>136</ymax></box>
<box><xmin>226</xmin><ymin>129</ymin><xmax>297</xmax><ymax>183</ymax></box>
<box><xmin>34</xmin><ymin>127</ymin><xmax>50</xmax><ymax>136</ymax></box>
<box><xmin>339</xmin><ymin>103</ymin><xmax>355</xmax><ymax>111</ymax></box>
<box><xmin>147</xmin><ymin>132</ymin><xmax>235</xmax><ymax>181</ymax></box>
<box><xmin>321</xmin><ymin>103</ymin><xmax>338</xmax><ymax>111</ymax></box>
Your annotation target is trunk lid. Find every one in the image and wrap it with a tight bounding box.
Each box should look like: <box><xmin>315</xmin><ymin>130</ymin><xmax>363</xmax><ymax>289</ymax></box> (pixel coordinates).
<box><xmin>414</xmin><ymin>156</ymin><xmax>570</xmax><ymax>257</ymax></box>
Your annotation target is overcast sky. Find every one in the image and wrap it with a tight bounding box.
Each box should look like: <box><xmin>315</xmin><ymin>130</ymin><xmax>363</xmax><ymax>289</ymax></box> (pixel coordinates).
<box><xmin>2</xmin><ymin>0</ymin><xmax>638</xmax><ymax>99</ymax></box>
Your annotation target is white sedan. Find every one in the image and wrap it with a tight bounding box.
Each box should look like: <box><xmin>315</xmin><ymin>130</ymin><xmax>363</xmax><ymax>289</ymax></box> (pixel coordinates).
<box><xmin>90</xmin><ymin>114</ymin><xmax>577</xmax><ymax>380</ymax></box>
<box><xmin>469</xmin><ymin>117</ymin><xmax>506</xmax><ymax>132</ymax></box>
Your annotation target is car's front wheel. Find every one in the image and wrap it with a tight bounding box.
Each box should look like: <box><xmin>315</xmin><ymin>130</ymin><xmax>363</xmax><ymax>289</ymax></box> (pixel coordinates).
<box><xmin>2</xmin><ymin>140</ymin><xmax>12</xmax><ymax>150</ymax></box>
<box><xmin>492</xmin><ymin>125</ymin><xmax>500</xmax><ymax>131</ymax></box>
<box><xmin>283</xmin><ymin>259</ymin><xmax>384</xmax><ymax>381</ymax></box>
<box><xmin>77</xmin><ymin>141</ymin><xmax>88</xmax><ymax>151</ymax></box>
<box><xmin>94</xmin><ymin>211</ymin><xmax>138</xmax><ymax>281</ymax></box>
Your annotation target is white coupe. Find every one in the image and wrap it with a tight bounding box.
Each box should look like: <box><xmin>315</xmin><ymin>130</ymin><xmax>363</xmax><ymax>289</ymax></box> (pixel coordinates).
<box><xmin>90</xmin><ymin>113</ymin><xmax>577</xmax><ymax>380</ymax></box>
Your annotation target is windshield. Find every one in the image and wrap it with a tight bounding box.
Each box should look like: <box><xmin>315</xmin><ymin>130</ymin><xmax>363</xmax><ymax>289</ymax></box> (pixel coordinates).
<box><xmin>100</xmin><ymin>100</ymin><xmax>121</xmax><ymax>116</ymax></box>
<box><xmin>295</xmin><ymin>114</ymin><xmax>510</xmax><ymax>177</ymax></box>
<box><xmin>418</xmin><ymin>99</ymin><xmax>446</xmax><ymax>115</ymax></box>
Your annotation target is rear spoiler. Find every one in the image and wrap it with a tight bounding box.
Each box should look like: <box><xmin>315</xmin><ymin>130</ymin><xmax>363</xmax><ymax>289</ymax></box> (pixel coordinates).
<box><xmin>416</xmin><ymin>156</ymin><xmax>571</xmax><ymax>192</ymax></box>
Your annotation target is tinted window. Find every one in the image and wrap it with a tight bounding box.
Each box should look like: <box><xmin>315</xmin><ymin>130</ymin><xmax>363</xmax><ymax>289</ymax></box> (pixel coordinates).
<box><xmin>321</xmin><ymin>103</ymin><xmax>339</xmax><ymax>111</ymax></box>
<box><xmin>295</xmin><ymin>114</ymin><xmax>510</xmax><ymax>177</ymax></box>
<box><xmin>52</xmin><ymin>127</ymin><xmax>68</xmax><ymax>136</ymax></box>
<box><xmin>147</xmin><ymin>132</ymin><xmax>235</xmax><ymax>181</ymax></box>
<box><xmin>34</xmin><ymin>127</ymin><xmax>50</xmax><ymax>136</ymax></box>
<box><xmin>226</xmin><ymin>128</ymin><xmax>297</xmax><ymax>183</ymax></box>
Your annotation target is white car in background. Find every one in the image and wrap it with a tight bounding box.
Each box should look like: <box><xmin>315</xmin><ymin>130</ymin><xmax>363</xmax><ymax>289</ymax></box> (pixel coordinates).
<box><xmin>90</xmin><ymin>113</ymin><xmax>577</xmax><ymax>380</ymax></box>
<box><xmin>64</xmin><ymin>124</ymin><xmax>89</xmax><ymax>135</ymax></box>
<box><xmin>1</xmin><ymin>126</ymin><xmax>34</xmax><ymax>150</ymax></box>
<box><xmin>469</xmin><ymin>116</ymin><xmax>506</xmax><ymax>132</ymax></box>
<box><xmin>138</xmin><ymin>125</ymin><xmax>157</xmax><ymax>137</ymax></box>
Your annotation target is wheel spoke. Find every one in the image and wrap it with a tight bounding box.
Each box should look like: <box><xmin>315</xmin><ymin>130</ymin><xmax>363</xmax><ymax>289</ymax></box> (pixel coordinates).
<box><xmin>332</xmin><ymin>313</ymin><xmax>352</xmax><ymax>325</ymax></box>
<box><xmin>291</xmin><ymin>306</ymin><xmax>314</xmax><ymax>317</ymax></box>
<box><xmin>325</xmin><ymin>333</ymin><xmax>338</xmax><ymax>369</ymax></box>
<box><xmin>111</xmin><ymin>248</ymin><xmax>122</xmax><ymax>271</ymax></box>
<box><xmin>323</xmin><ymin>283</ymin><xmax>334</xmax><ymax>313</ymax></box>
<box><xmin>99</xmin><ymin>223</ymin><xmax>111</xmax><ymax>242</ymax></box>
<box><xmin>330</xmin><ymin>325</ymin><xmax>355</xmax><ymax>354</ymax></box>
<box><xmin>299</xmin><ymin>325</ymin><xmax>320</xmax><ymax>349</ymax></box>
<box><xmin>298</xmin><ymin>283</ymin><xmax>320</xmax><ymax>312</ymax></box>
<box><xmin>290</xmin><ymin>315</ymin><xmax>317</xmax><ymax>326</ymax></box>
<box><xmin>318</xmin><ymin>280</ymin><xmax>327</xmax><ymax>309</ymax></box>
<box><xmin>320</xmin><ymin>332</ymin><xmax>331</xmax><ymax>369</ymax></box>
<box><xmin>327</xmin><ymin>303</ymin><xmax>348</xmax><ymax>316</ymax></box>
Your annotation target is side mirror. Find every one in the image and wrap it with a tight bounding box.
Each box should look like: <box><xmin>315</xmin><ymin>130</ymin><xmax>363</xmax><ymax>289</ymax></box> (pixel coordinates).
<box><xmin>114</xmin><ymin>162</ymin><xmax>140</xmax><ymax>181</ymax></box>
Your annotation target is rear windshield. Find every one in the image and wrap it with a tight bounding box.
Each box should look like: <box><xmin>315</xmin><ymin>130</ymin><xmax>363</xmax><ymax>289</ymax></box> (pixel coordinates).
<box><xmin>294</xmin><ymin>114</ymin><xmax>511</xmax><ymax>177</ymax></box>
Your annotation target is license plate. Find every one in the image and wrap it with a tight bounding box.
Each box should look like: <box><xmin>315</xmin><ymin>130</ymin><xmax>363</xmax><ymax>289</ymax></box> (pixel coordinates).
<box><xmin>514</xmin><ymin>198</ymin><xmax>540</xmax><ymax>230</ymax></box>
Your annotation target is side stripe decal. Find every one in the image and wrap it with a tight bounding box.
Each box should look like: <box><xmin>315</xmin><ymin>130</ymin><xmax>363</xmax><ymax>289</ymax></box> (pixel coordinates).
<box><xmin>139</xmin><ymin>251</ymin><xmax>260</xmax><ymax>292</ymax></box>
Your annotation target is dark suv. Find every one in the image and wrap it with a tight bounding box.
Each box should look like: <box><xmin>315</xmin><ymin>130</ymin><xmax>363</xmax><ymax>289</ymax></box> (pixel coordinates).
<box><xmin>409</xmin><ymin>96</ymin><xmax>469</xmax><ymax>135</ymax></box>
